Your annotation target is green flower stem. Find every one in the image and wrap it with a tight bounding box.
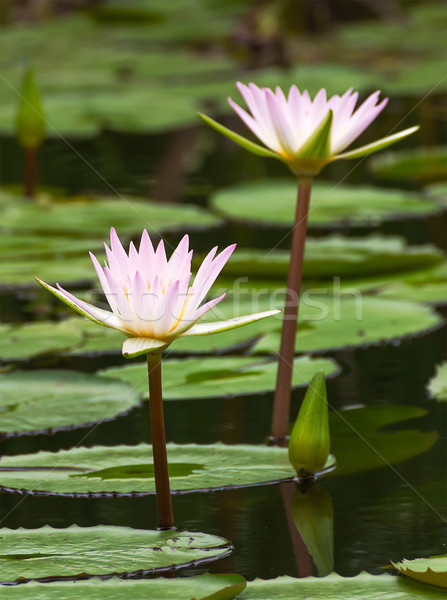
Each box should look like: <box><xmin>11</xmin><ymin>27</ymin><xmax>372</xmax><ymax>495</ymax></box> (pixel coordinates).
<box><xmin>147</xmin><ymin>352</ymin><xmax>174</xmax><ymax>529</ymax></box>
<box><xmin>271</xmin><ymin>177</ymin><xmax>313</xmax><ymax>443</ymax></box>
<box><xmin>25</xmin><ymin>146</ymin><xmax>37</xmax><ymax>198</ymax></box>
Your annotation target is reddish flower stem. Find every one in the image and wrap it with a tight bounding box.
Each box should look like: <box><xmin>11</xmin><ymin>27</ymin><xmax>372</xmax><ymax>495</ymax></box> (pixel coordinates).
<box><xmin>271</xmin><ymin>178</ymin><xmax>313</xmax><ymax>444</ymax></box>
<box><xmin>147</xmin><ymin>353</ymin><xmax>174</xmax><ymax>529</ymax></box>
<box><xmin>25</xmin><ymin>146</ymin><xmax>37</xmax><ymax>198</ymax></box>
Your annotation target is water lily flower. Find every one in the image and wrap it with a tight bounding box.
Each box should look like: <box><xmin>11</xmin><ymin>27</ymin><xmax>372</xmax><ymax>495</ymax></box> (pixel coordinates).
<box><xmin>36</xmin><ymin>228</ymin><xmax>280</xmax><ymax>530</ymax></box>
<box><xmin>199</xmin><ymin>83</ymin><xmax>419</xmax><ymax>443</ymax></box>
<box><xmin>199</xmin><ymin>83</ymin><xmax>418</xmax><ymax>176</ymax></box>
<box><xmin>36</xmin><ymin>227</ymin><xmax>279</xmax><ymax>359</ymax></box>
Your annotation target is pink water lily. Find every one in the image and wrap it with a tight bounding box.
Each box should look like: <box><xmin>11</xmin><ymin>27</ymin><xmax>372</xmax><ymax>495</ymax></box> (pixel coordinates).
<box><xmin>36</xmin><ymin>228</ymin><xmax>279</xmax><ymax>358</ymax></box>
<box><xmin>200</xmin><ymin>83</ymin><xmax>418</xmax><ymax>176</ymax></box>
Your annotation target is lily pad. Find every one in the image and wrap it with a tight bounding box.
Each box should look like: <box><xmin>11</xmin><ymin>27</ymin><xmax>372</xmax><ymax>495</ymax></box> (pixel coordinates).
<box><xmin>330</xmin><ymin>405</ymin><xmax>438</xmax><ymax>476</ymax></box>
<box><xmin>0</xmin><ymin>193</ymin><xmax>220</xmax><ymax>236</ymax></box>
<box><xmin>0</xmin><ymin>574</ymin><xmax>246</xmax><ymax>599</ymax></box>
<box><xmin>100</xmin><ymin>355</ymin><xmax>340</xmax><ymax>400</ymax></box>
<box><xmin>393</xmin><ymin>556</ymin><xmax>447</xmax><ymax>589</ymax></box>
<box><xmin>0</xmin><ymin>443</ymin><xmax>335</xmax><ymax>496</ymax></box>
<box><xmin>0</xmin><ymin>321</ymin><xmax>84</xmax><ymax>362</ymax></box>
<box><xmin>252</xmin><ymin>297</ymin><xmax>443</xmax><ymax>355</ymax></box>
<box><xmin>240</xmin><ymin>573</ymin><xmax>446</xmax><ymax>599</ymax></box>
<box><xmin>210</xmin><ymin>180</ymin><xmax>446</xmax><ymax>229</ymax></box>
<box><xmin>377</xmin><ymin>261</ymin><xmax>447</xmax><ymax>306</ymax></box>
<box><xmin>0</xmin><ymin>526</ymin><xmax>231</xmax><ymax>583</ymax></box>
<box><xmin>369</xmin><ymin>147</ymin><xmax>447</xmax><ymax>184</ymax></box>
<box><xmin>214</xmin><ymin>236</ymin><xmax>443</xmax><ymax>281</ymax></box>
<box><xmin>427</xmin><ymin>362</ymin><xmax>447</xmax><ymax>401</ymax></box>
<box><xmin>0</xmin><ymin>370</ymin><xmax>141</xmax><ymax>437</ymax></box>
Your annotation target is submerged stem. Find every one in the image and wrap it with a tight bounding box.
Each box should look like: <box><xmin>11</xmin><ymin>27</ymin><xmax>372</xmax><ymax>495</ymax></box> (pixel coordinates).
<box><xmin>271</xmin><ymin>178</ymin><xmax>313</xmax><ymax>444</ymax></box>
<box><xmin>24</xmin><ymin>146</ymin><xmax>37</xmax><ymax>198</ymax></box>
<box><xmin>147</xmin><ymin>352</ymin><xmax>174</xmax><ymax>529</ymax></box>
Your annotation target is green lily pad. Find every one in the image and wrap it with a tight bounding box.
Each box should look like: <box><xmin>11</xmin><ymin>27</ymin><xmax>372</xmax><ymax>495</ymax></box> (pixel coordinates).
<box><xmin>0</xmin><ymin>193</ymin><xmax>220</xmax><ymax>236</ymax></box>
<box><xmin>427</xmin><ymin>362</ymin><xmax>447</xmax><ymax>401</ymax></box>
<box><xmin>0</xmin><ymin>443</ymin><xmax>336</xmax><ymax>496</ymax></box>
<box><xmin>210</xmin><ymin>180</ymin><xmax>445</xmax><ymax>229</ymax></box>
<box><xmin>0</xmin><ymin>526</ymin><xmax>231</xmax><ymax>583</ymax></box>
<box><xmin>377</xmin><ymin>261</ymin><xmax>447</xmax><ymax>305</ymax></box>
<box><xmin>0</xmin><ymin>573</ymin><xmax>246</xmax><ymax>599</ymax></box>
<box><xmin>0</xmin><ymin>234</ymin><xmax>100</xmax><ymax>261</ymax></box>
<box><xmin>100</xmin><ymin>355</ymin><xmax>340</xmax><ymax>400</ymax></box>
<box><xmin>330</xmin><ymin>405</ymin><xmax>438</xmax><ymax>476</ymax></box>
<box><xmin>393</xmin><ymin>556</ymin><xmax>447</xmax><ymax>589</ymax></box>
<box><xmin>369</xmin><ymin>147</ymin><xmax>447</xmax><ymax>184</ymax></box>
<box><xmin>0</xmin><ymin>321</ymin><xmax>84</xmax><ymax>361</ymax></box>
<box><xmin>252</xmin><ymin>297</ymin><xmax>443</xmax><ymax>355</ymax></box>
<box><xmin>240</xmin><ymin>573</ymin><xmax>447</xmax><ymax>599</ymax></box>
<box><xmin>0</xmin><ymin>370</ymin><xmax>141</xmax><ymax>437</ymax></box>
<box><xmin>214</xmin><ymin>236</ymin><xmax>443</xmax><ymax>281</ymax></box>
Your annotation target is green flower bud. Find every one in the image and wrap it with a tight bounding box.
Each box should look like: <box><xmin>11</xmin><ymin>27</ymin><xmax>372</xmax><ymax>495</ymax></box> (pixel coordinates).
<box><xmin>16</xmin><ymin>65</ymin><xmax>45</xmax><ymax>149</ymax></box>
<box><xmin>288</xmin><ymin>370</ymin><xmax>330</xmax><ymax>477</ymax></box>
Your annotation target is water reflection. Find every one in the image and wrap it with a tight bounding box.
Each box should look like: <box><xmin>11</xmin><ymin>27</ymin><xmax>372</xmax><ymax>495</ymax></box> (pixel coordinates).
<box><xmin>282</xmin><ymin>481</ymin><xmax>334</xmax><ymax>577</ymax></box>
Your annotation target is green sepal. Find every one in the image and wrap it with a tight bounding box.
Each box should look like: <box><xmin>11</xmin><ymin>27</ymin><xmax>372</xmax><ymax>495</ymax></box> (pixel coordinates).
<box><xmin>198</xmin><ymin>112</ymin><xmax>278</xmax><ymax>159</ymax></box>
<box><xmin>15</xmin><ymin>65</ymin><xmax>46</xmax><ymax>149</ymax></box>
<box><xmin>335</xmin><ymin>126</ymin><xmax>419</xmax><ymax>160</ymax></box>
<box><xmin>296</xmin><ymin>110</ymin><xmax>333</xmax><ymax>160</ymax></box>
<box><xmin>288</xmin><ymin>370</ymin><xmax>331</xmax><ymax>477</ymax></box>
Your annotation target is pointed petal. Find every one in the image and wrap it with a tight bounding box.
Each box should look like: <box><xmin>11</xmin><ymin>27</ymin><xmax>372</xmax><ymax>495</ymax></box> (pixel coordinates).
<box><xmin>334</xmin><ymin>126</ymin><xmax>419</xmax><ymax>160</ymax></box>
<box><xmin>180</xmin><ymin>309</ymin><xmax>281</xmax><ymax>337</ymax></box>
<box><xmin>35</xmin><ymin>277</ymin><xmax>127</xmax><ymax>333</ymax></box>
<box><xmin>122</xmin><ymin>337</ymin><xmax>169</xmax><ymax>359</ymax></box>
<box><xmin>198</xmin><ymin>112</ymin><xmax>279</xmax><ymax>159</ymax></box>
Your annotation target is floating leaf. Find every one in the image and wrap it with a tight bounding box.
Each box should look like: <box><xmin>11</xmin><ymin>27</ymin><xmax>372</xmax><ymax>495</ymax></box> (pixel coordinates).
<box><xmin>0</xmin><ymin>193</ymin><xmax>220</xmax><ymax>236</ymax></box>
<box><xmin>369</xmin><ymin>146</ymin><xmax>447</xmax><ymax>184</ymax></box>
<box><xmin>0</xmin><ymin>526</ymin><xmax>231</xmax><ymax>583</ymax></box>
<box><xmin>0</xmin><ymin>443</ymin><xmax>335</xmax><ymax>496</ymax></box>
<box><xmin>214</xmin><ymin>236</ymin><xmax>443</xmax><ymax>281</ymax></box>
<box><xmin>330</xmin><ymin>405</ymin><xmax>438</xmax><ymax>476</ymax></box>
<box><xmin>393</xmin><ymin>556</ymin><xmax>447</xmax><ymax>589</ymax></box>
<box><xmin>0</xmin><ymin>321</ymin><xmax>84</xmax><ymax>361</ymax></box>
<box><xmin>240</xmin><ymin>573</ymin><xmax>446</xmax><ymax>598</ymax></box>
<box><xmin>100</xmin><ymin>356</ymin><xmax>340</xmax><ymax>400</ymax></box>
<box><xmin>0</xmin><ymin>573</ymin><xmax>246</xmax><ymax>599</ymax></box>
<box><xmin>427</xmin><ymin>362</ymin><xmax>447</xmax><ymax>401</ymax></box>
<box><xmin>210</xmin><ymin>180</ymin><xmax>444</xmax><ymax>229</ymax></box>
<box><xmin>252</xmin><ymin>297</ymin><xmax>443</xmax><ymax>355</ymax></box>
<box><xmin>377</xmin><ymin>261</ymin><xmax>447</xmax><ymax>306</ymax></box>
<box><xmin>0</xmin><ymin>370</ymin><xmax>141</xmax><ymax>437</ymax></box>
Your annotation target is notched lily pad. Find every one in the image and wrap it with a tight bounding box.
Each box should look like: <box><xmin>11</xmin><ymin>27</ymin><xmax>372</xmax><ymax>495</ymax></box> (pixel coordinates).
<box><xmin>393</xmin><ymin>556</ymin><xmax>447</xmax><ymax>589</ymax></box>
<box><xmin>0</xmin><ymin>573</ymin><xmax>246</xmax><ymax>599</ymax></box>
<box><xmin>0</xmin><ymin>443</ymin><xmax>335</xmax><ymax>496</ymax></box>
<box><xmin>0</xmin><ymin>526</ymin><xmax>231</xmax><ymax>583</ymax></box>
<box><xmin>210</xmin><ymin>180</ymin><xmax>445</xmax><ymax>229</ymax></box>
<box><xmin>252</xmin><ymin>297</ymin><xmax>443</xmax><ymax>355</ymax></box>
<box><xmin>0</xmin><ymin>370</ymin><xmax>141</xmax><ymax>437</ymax></box>
<box><xmin>240</xmin><ymin>572</ymin><xmax>447</xmax><ymax>598</ymax></box>
<box><xmin>100</xmin><ymin>355</ymin><xmax>340</xmax><ymax>400</ymax></box>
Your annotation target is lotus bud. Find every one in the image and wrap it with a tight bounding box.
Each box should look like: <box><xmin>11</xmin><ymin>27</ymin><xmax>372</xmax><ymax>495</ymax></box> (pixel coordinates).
<box><xmin>288</xmin><ymin>370</ymin><xmax>330</xmax><ymax>477</ymax></box>
<box><xmin>16</xmin><ymin>65</ymin><xmax>45</xmax><ymax>150</ymax></box>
